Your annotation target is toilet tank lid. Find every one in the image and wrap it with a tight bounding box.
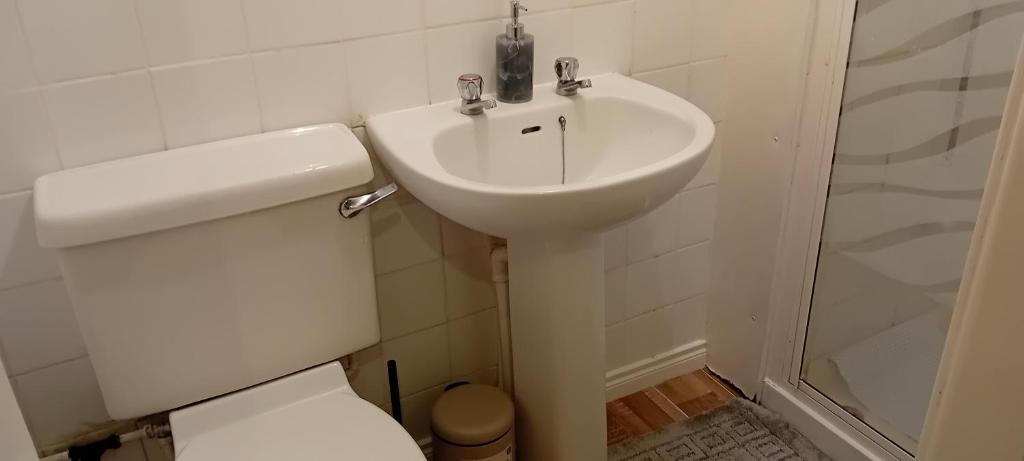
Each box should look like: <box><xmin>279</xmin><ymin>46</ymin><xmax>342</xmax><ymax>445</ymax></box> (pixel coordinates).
<box><xmin>34</xmin><ymin>124</ymin><xmax>373</xmax><ymax>249</ymax></box>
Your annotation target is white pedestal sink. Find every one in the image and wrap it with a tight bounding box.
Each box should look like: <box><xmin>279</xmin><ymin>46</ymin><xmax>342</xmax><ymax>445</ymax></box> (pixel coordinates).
<box><xmin>368</xmin><ymin>74</ymin><xmax>714</xmax><ymax>460</ymax></box>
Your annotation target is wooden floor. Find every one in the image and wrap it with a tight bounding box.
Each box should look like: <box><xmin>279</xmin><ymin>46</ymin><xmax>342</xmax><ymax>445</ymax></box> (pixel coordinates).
<box><xmin>607</xmin><ymin>368</ymin><xmax>739</xmax><ymax>445</ymax></box>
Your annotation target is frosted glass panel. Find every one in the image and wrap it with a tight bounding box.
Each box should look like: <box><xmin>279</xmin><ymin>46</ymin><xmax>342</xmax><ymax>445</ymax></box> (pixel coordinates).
<box><xmin>800</xmin><ymin>0</ymin><xmax>1024</xmax><ymax>454</ymax></box>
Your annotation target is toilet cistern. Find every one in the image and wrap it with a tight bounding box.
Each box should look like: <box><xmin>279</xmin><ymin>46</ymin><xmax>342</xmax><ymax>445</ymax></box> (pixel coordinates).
<box><xmin>34</xmin><ymin>124</ymin><xmax>424</xmax><ymax>460</ymax></box>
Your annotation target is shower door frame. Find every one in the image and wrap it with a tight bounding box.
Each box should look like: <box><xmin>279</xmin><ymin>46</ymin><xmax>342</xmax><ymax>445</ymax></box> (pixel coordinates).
<box><xmin>759</xmin><ymin>0</ymin><xmax>916</xmax><ymax>459</ymax></box>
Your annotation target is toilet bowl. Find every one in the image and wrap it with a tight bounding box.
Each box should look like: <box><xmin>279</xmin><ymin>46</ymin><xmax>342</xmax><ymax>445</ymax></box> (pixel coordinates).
<box><xmin>33</xmin><ymin>124</ymin><xmax>419</xmax><ymax>459</ymax></box>
<box><xmin>170</xmin><ymin>362</ymin><xmax>423</xmax><ymax>460</ymax></box>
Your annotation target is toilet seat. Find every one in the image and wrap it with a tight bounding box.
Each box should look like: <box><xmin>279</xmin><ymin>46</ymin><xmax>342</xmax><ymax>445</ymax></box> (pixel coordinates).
<box><xmin>169</xmin><ymin>362</ymin><xmax>424</xmax><ymax>460</ymax></box>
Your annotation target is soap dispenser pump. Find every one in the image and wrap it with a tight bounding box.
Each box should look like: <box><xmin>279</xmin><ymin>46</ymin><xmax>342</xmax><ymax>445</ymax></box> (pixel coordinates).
<box><xmin>496</xmin><ymin>0</ymin><xmax>534</xmax><ymax>103</ymax></box>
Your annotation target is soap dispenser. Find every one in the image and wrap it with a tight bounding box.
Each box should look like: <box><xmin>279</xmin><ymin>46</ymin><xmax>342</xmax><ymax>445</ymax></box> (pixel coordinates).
<box><xmin>496</xmin><ymin>0</ymin><xmax>534</xmax><ymax>103</ymax></box>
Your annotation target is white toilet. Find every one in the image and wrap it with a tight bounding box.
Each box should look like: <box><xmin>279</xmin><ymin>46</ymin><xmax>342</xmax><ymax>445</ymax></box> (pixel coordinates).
<box><xmin>33</xmin><ymin>124</ymin><xmax>425</xmax><ymax>460</ymax></box>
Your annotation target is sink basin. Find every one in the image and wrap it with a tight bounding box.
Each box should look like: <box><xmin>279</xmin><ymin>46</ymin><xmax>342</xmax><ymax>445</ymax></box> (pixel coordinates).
<box><xmin>367</xmin><ymin>73</ymin><xmax>714</xmax><ymax>238</ymax></box>
<box><xmin>367</xmin><ymin>73</ymin><xmax>714</xmax><ymax>461</ymax></box>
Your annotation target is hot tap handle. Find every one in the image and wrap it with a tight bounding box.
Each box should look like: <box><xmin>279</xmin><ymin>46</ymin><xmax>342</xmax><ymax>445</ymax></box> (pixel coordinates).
<box><xmin>457</xmin><ymin>74</ymin><xmax>483</xmax><ymax>101</ymax></box>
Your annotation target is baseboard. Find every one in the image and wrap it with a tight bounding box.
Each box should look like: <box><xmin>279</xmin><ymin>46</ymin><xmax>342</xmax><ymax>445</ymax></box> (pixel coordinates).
<box><xmin>605</xmin><ymin>339</ymin><xmax>707</xmax><ymax>400</ymax></box>
<box><xmin>416</xmin><ymin>340</ymin><xmax>707</xmax><ymax>458</ymax></box>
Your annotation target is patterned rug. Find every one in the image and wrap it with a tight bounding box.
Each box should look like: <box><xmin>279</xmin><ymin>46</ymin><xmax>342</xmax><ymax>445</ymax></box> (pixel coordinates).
<box><xmin>608</xmin><ymin>398</ymin><xmax>831</xmax><ymax>460</ymax></box>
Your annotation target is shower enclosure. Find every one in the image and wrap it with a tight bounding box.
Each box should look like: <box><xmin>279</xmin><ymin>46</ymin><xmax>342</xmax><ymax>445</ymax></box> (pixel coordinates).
<box><xmin>764</xmin><ymin>0</ymin><xmax>1024</xmax><ymax>458</ymax></box>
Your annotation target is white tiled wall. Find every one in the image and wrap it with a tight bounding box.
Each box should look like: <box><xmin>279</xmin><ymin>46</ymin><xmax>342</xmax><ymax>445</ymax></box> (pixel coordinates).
<box><xmin>603</xmin><ymin>126</ymin><xmax>721</xmax><ymax>370</ymax></box>
<box><xmin>0</xmin><ymin>0</ymin><xmax>731</xmax><ymax>454</ymax></box>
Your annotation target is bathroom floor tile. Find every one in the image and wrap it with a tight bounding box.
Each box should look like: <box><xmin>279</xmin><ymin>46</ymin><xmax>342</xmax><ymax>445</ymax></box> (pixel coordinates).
<box><xmin>606</xmin><ymin>368</ymin><xmax>738</xmax><ymax>445</ymax></box>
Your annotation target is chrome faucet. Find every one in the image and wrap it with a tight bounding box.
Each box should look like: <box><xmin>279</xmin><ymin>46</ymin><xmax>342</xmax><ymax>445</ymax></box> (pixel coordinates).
<box><xmin>554</xmin><ymin>57</ymin><xmax>592</xmax><ymax>96</ymax></box>
<box><xmin>457</xmin><ymin>74</ymin><xmax>497</xmax><ymax>115</ymax></box>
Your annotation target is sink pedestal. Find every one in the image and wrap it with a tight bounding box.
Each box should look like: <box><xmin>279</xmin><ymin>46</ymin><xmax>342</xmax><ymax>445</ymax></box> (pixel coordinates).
<box><xmin>507</xmin><ymin>234</ymin><xmax>607</xmax><ymax>461</ymax></box>
<box><xmin>367</xmin><ymin>73</ymin><xmax>716</xmax><ymax>460</ymax></box>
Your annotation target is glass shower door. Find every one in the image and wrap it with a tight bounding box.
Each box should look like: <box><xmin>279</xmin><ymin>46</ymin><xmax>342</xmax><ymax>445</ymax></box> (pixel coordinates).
<box><xmin>799</xmin><ymin>0</ymin><xmax>1024</xmax><ymax>454</ymax></box>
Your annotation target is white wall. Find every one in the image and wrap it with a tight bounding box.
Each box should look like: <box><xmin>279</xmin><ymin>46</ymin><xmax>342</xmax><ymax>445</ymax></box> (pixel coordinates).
<box><xmin>706</xmin><ymin>0</ymin><xmax>814</xmax><ymax>396</ymax></box>
<box><xmin>0</xmin><ymin>0</ymin><xmax>731</xmax><ymax>455</ymax></box>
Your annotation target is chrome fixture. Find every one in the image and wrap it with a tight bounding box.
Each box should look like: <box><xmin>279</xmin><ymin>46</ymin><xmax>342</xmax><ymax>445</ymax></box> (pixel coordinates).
<box><xmin>554</xmin><ymin>57</ymin><xmax>592</xmax><ymax>96</ymax></box>
<box><xmin>457</xmin><ymin>74</ymin><xmax>498</xmax><ymax>115</ymax></box>
<box><xmin>558</xmin><ymin>116</ymin><xmax>567</xmax><ymax>184</ymax></box>
<box><xmin>339</xmin><ymin>183</ymin><xmax>398</xmax><ymax>218</ymax></box>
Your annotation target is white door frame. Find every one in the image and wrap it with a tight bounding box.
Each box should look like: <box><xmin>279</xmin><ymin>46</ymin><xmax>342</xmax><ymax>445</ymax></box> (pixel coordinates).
<box><xmin>756</xmin><ymin>1</ymin><xmax>912</xmax><ymax>459</ymax></box>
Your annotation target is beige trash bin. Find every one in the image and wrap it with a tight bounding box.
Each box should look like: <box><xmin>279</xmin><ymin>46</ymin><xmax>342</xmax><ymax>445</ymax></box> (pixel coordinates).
<box><xmin>431</xmin><ymin>384</ymin><xmax>515</xmax><ymax>461</ymax></box>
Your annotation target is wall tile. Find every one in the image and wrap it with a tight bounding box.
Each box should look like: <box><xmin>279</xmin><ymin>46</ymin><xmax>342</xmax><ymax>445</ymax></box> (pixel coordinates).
<box><xmin>346</xmin><ymin>32</ymin><xmax>429</xmax><ymax>117</ymax></box>
<box><xmin>440</xmin><ymin>218</ymin><xmax>492</xmax><ymax>256</ymax></box>
<box><xmin>348</xmin><ymin>344</ymin><xmax>389</xmax><ymax>409</ymax></box>
<box><xmin>252</xmin><ymin>43</ymin><xmax>351</xmax><ymax>130</ymax></box>
<box><xmin>605</xmin><ymin>320</ymin><xmax>630</xmax><ymax>370</ymax></box>
<box><xmin>664</xmin><ymin>294</ymin><xmax>706</xmax><ymax>346</ymax></box>
<box><xmin>447</xmin><ymin>308</ymin><xmax>498</xmax><ymax>377</ymax></box>
<box><xmin>606</xmin><ymin>309</ymin><xmax>671</xmax><ymax>369</ymax></box>
<box><xmin>398</xmin><ymin>384</ymin><xmax>444</xmax><ymax>440</ymax></box>
<box><xmin>0</xmin><ymin>90</ymin><xmax>59</xmax><ymax>193</ymax></box>
<box><xmin>12</xmin><ymin>356</ymin><xmax>109</xmax><ymax>448</ymax></box>
<box><xmin>454</xmin><ymin>366</ymin><xmax>499</xmax><ymax>387</ymax></box>
<box><xmin>370</xmin><ymin>200</ymin><xmax>443</xmax><ymax>274</ymax></box>
<box><xmin>571</xmin><ymin>1</ymin><xmax>634</xmax><ymax>75</ymax></box>
<box><xmin>633</xmin><ymin>64</ymin><xmax>690</xmax><ymax>98</ymax></box>
<box><xmin>0</xmin><ymin>0</ymin><xmax>36</xmax><ymax>91</ymax></box>
<box><xmin>0</xmin><ymin>279</ymin><xmax>85</xmax><ymax>376</ymax></box>
<box><xmin>625</xmin><ymin>242</ymin><xmax>710</xmax><ymax>317</ymax></box>
<box><xmin>44</xmin><ymin>71</ymin><xmax>165</xmax><ymax>168</ymax></box>
<box><xmin>382</xmin><ymin>324</ymin><xmax>450</xmax><ymax>397</ymax></box>
<box><xmin>605</xmin><ymin>265</ymin><xmax>627</xmax><ymax>325</ymax></box>
<box><xmin>624</xmin><ymin>308</ymin><xmax>671</xmax><ymax>361</ymax></box>
<box><xmin>525</xmin><ymin>10</ymin><xmax>575</xmax><ymax>84</ymax></box>
<box><xmin>688</xmin><ymin>57</ymin><xmax>728</xmax><ymax>122</ymax></box>
<box><xmin>376</xmin><ymin>260</ymin><xmax>447</xmax><ymax>341</ymax></box>
<box><xmin>686</xmin><ymin>121</ymin><xmax>723</xmax><ymax>189</ymax></box>
<box><xmin>632</xmin><ymin>0</ymin><xmax>693</xmax><ymax>72</ymax></box>
<box><xmin>627</xmin><ymin>194</ymin><xmax>679</xmax><ymax>263</ymax></box>
<box><xmin>603</xmin><ymin>224</ymin><xmax>628</xmax><ymax>270</ymax></box>
<box><xmin>691</xmin><ymin>0</ymin><xmax>731</xmax><ymax>60</ymax></box>
<box><xmin>426</xmin><ymin>20</ymin><xmax>503</xmax><ymax>104</ymax></box>
<box><xmin>424</xmin><ymin>0</ymin><xmax>504</xmax><ymax>27</ymax></box>
<box><xmin>242</xmin><ymin>0</ymin><xmax>344</xmax><ymax>51</ymax></box>
<box><xmin>677</xmin><ymin>185</ymin><xmax>716</xmax><ymax>247</ymax></box>
<box><xmin>0</xmin><ymin>192</ymin><xmax>59</xmax><ymax>291</ymax></box>
<box><xmin>152</xmin><ymin>57</ymin><xmax>262</xmax><ymax>148</ymax></box>
<box><xmin>528</xmin><ymin>0</ymin><xmax>573</xmax><ymax>13</ymax></box>
<box><xmin>18</xmin><ymin>0</ymin><xmax>146</xmax><ymax>83</ymax></box>
<box><xmin>444</xmin><ymin>247</ymin><xmax>497</xmax><ymax>319</ymax></box>
<box><xmin>136</xmin><ymin>0</ymin><xmax>249</xmax><ymax>66</ymax></box>
<box><xmin>341</xmin><ymin>0</ymin><xmax>423</xmax><ymax>40</ymax></box>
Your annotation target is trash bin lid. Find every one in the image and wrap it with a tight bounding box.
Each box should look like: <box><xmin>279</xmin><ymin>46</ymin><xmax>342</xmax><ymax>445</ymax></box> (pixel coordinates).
<box><xmin>431</xmin><ymin>384</ymin><xmax>514</xmax><ymax>445</ymax></box>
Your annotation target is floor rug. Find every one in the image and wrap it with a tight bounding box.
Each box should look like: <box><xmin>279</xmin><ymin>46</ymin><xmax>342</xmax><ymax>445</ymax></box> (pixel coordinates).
<box><xmin>608</xmin><ymin>398</ymin><xmax>831</xmax><ymax>460</ymax></box>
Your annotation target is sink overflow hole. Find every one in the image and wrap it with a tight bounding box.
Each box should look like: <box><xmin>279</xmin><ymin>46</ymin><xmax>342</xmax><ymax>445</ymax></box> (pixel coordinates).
<box><xmin>521</xmin><ymin>126</ymin><xmax>542</xmax><ymax>134</ymax></box>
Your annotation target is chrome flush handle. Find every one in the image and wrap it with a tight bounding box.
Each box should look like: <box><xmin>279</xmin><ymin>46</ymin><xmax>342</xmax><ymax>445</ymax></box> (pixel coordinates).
<box><xmin>339</xmin><ymin>183</ymin><xmax>398</xmax><ymax>218</ymax></box>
